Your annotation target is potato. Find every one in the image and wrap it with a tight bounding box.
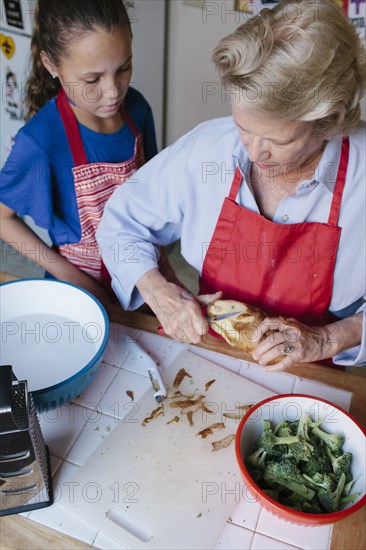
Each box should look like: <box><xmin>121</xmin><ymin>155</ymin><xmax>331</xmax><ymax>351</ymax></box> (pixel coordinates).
<box><xmin>208</xmin><ymin>299</ymin><xmax>291</xmax><ymax>366</ymax></box>
<box><xmin>207</xmin><ymin>299</ymin><xmax>266</xmax><ymax>357</ymax></box>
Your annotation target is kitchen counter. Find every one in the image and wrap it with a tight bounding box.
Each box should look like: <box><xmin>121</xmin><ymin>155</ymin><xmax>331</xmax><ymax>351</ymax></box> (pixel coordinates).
<box><xmin>0</xmin><ymin>272</ymin><xmax>365</xmax><ymax>550</ymax></box>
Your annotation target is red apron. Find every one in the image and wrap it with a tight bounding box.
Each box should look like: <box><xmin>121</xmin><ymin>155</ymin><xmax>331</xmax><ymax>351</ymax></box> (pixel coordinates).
<box><xmin>200</xmin><ymin>139</ymin><xmax>349</xmax><ymax>327</ymax></box>
<box><xmin>56</xmin><ymin>88</ymin><xmax>145</xmax><ymax>291</ymax></box>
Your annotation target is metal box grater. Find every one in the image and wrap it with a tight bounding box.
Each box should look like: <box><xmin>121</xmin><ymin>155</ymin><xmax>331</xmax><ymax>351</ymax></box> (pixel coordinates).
<box><xmin>0</xmin><ymin>365</ymin><xmax>53</xmax><ymax>516</ymax></box>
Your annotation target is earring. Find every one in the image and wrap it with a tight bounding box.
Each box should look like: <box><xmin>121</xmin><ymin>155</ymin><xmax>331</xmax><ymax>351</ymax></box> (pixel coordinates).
<box><xmin>52</xmin><ymin>74</ymin><xmax>57</xmax><ymax>79</ymax></box>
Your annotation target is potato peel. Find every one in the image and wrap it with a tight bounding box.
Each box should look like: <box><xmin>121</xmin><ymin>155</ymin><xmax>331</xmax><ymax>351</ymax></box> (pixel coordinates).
<box><xmin>167</xmin><ymin>415</ymin><xmax>180</xmax><ymax>425</ymax></box>
<box><xmin>142</xmin><ymin>366</ymin><xmax>255</xmax><ymax>454</ymax></box>
<box><xmin>173</xmin><ymin>368</ymin><xmax>193</xmax><ymax>388</ymax></box>
<box><xmin>142</xmin><ymin>405</ymin><xmax>164</xmax><ymax>426</ymax></box>
<box><xmin>211</xmin><ymin>434</ymin><xmax>236</xmax><ymax>452</ymax></box>
<box><xmin>197</xmin><ymin>422</ymin><xmax>225</xmax><ymax>439</ymax></box>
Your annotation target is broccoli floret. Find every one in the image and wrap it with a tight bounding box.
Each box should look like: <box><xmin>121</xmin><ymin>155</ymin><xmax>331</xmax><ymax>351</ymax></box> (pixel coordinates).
<box><xmin>296</xmin><ymin>413</ymin><xmax>313</xmax><ymax>441</ymax></box>
<box><xmin>280</xmin><ymin>492</ymin><xmax>305</xmax><ymax>511</ymax></box>
<box><xmin>274</xmin><ymin>420</ymin><xmax>295</xmax><ymax>438</ymax></box>
<box><xmin>263</xmin><ymin>458</ymin><xmax>315</xmax><ymax>501</ymax></box>
<box><xmin>301</xmin><ymin>447</ymin><xmax>332</xmax><ymax>477</ymax></box>
<box><xmin>317</xmin><ymin>472</ymin><xmax>346</xmax><ymax>513</ymax></box>
<box><xmin>302</xmin><ymin>500</ymin><xmax>324</xmax><ymax>514</ymax></box>
<box><xmin>247</xmin><ymin>447</ymin><xmax>267</xmax><ymax>471</ymax></box>
<box><xmin>267</xmin><ymin>443</ymin><xmax>289</xmax><ymax>459</ymax></box>
<box><xmin>282</xmin><ymin>414</ymin><xmax>316</xmax><ymax>462</ymax></box>
<box><xmin>259</xmin><ymin>420</ymin><xmax>299</xmax><ymax>453</ymax></box>
<box><xmin>247</xmin><ymin>412</ymin><xmax>358</xmax><ymax>516</ymax></box>
<box><xmin>287</xmin><ymin>439</ymin><xmax>314</xmax><ymax>463</ymax></box>
<box><xmin>326</xmin><ymin>448</ymin><xmax>353</xmax><ymax>477</ymax></box>
<box><xmin>311</xmin><ymin>424</ymin><xmax>345</xmax><ymax>455</ymax></box>
<box><xmin>288</xmin><ymin>420</ymin><xmax>300</xmax><ymax>433</ymax></box>
<box><xmin>303</xmin><ymin>472</ymin><xmax>336</xmax><ymax>492</ymax></box>
<box><xmin>340</xmin><ymin>493</ymin><xmax>360</xmax><ymax>506</ymax></box>
<box><xmin>343</xmin><ymin>477</ymin><xmax>358</xmax><ymax>496</ymax></box>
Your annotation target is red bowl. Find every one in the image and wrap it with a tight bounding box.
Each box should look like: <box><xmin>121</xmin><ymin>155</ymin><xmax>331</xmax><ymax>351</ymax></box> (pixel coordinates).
<box><xmin>235</xmin><ymin>394</ymin><xmax>366</xmax><ymax>525</ymax></box>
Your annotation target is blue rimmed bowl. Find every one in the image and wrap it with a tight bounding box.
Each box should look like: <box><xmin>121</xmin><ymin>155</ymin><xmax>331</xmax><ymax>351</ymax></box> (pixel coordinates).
<box><xmin>0</xmin><ymin>279</ymin><xmax>109</xmax><ymax>412</ymax></box>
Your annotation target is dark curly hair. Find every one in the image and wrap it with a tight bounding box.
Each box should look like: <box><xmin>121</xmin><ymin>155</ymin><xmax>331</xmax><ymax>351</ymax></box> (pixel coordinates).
<box><xmin>26</xmin><ymin>0</ymin><xmax>132</xmax><ymax>120</ymax></box>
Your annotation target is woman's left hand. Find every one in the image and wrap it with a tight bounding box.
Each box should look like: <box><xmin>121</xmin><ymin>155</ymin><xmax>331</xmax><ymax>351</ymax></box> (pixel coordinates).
<box><xmin>251</xmin><ymin>317</ymin><xmax>331</xmax><ymax>371</ymax></box>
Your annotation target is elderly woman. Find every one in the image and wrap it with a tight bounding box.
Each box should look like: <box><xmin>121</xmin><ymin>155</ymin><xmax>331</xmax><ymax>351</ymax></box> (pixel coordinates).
<box><xmin>97</xmin><ymin>0</ymin><xmax>365</xmax><ymax>371</ymax></box>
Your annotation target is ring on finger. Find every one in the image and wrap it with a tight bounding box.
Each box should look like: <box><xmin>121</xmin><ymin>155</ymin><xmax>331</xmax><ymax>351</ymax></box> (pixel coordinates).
<box><xmin>182</xmin><ymin>336</ymin><xmax>189</xmax><ymax>342</ymax></box>
<box><xmin>283</xmin><ymin>343</ymin><xmax>294</xmax><ymax>354</ymax></box>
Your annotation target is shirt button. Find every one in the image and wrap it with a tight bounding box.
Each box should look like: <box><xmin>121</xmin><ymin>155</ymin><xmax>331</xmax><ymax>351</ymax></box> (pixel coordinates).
<box><xmin>281</xmin><ymin>214</ymin><xmax>289</xmax><ymax>222</ymax></box>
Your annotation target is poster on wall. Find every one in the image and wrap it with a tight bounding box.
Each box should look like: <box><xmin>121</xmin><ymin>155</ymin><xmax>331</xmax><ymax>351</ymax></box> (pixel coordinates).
<box><xmin>234</xmin><ymin>1</ymin><xmax>256</xmax><ymax>12</ymax></box>
<box><xmin>3</xmin><ymin>0</ymin><xmax>24</xmax><ymax>30</ymax></box>
<box><xmin>234</xmin><ymin>0</ymin><xmax>365</xmax><ymax>39</ymax></box>
<box><xmin>347</xmin><ymin>0</ymin><xmax>366</xmax><ymax>39</ymax></box>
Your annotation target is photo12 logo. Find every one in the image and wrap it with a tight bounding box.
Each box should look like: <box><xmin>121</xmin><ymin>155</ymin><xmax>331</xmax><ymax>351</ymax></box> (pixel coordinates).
<box><xmin>1</xmin><ymin>319</ymin><xmax>104</xmax><ymax>345</ymax></box>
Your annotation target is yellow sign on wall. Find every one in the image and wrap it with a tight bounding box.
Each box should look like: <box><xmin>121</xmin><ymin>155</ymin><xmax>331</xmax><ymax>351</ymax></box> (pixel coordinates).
<box><xmin>0</xmin><ymin>34</ymin><xmax>15</xmax><ymax>60</ymax></box>
<box><xmin>235</xmin><ymin>0</ymin><xmax>256</xmax><ymax>13</ymax></box>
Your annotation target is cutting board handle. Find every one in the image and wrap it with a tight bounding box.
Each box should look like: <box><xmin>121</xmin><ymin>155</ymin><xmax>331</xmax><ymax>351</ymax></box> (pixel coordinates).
<box><xmin>106</xmin><ymin>508</ymin><xmax>153</xmax><ymax>542</ymax></box>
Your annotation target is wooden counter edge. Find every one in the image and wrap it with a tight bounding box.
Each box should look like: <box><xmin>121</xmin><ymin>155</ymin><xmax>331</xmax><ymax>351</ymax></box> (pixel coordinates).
<box><xmin>0</xmin><ymin>515</ymin><xmax>93</xmax><ymax>550</ymax></box>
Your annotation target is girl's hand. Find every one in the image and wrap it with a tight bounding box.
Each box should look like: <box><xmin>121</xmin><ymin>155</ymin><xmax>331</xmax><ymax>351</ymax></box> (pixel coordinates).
<box><xmin>251</xmin><ymin>317</ymin><xmax>331</xmax><ymax>371</ymax></box>
<box><xmin>137</xmin><ymin>268</ymin><xmax>222</xmax><ymax>343</ymax></box>
<box><xmin>0</xmin><ymin>207</ymin><xmax>111</xmax><ymax>313</ymax></box>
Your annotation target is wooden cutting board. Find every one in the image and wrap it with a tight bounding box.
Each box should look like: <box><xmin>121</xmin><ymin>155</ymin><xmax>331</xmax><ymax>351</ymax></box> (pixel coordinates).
<box><xmin>61</xmin><ymin>350</ymin><xmax>275</xmax><ymax>549</ymax></box>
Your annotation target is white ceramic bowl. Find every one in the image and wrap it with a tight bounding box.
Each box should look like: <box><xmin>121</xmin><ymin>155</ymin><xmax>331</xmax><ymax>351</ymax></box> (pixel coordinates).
<box><xmin>0</xmin><ymin>279</ymin><xmax>109</xmax><ymax>411</ymax></box>
<box><xmin>235</xmin><ymin>394</ymin><xmax>366</xmax><ymax>525</ymax></box>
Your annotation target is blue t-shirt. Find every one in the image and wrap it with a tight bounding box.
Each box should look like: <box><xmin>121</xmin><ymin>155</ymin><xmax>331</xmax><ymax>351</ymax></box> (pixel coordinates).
<box><xmin>0</xmin><ymin>87</ymin><xmax>157</xmax><ymax>245</ymax></box>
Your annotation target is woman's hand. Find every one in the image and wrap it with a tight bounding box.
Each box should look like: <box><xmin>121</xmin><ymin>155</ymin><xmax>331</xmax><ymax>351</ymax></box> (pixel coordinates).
<box><xmin>251</xmin><ymin>317</ymin><xmax>329</xmax><ymax>371</ymax></box>
<box><xmin>137</xmin><ymin>268</ymin><xmax>222</xmax><ymax>343</ymax></box>
<box><xmin>251</xmin><ymin>313</ymin><xmax>362</xmax><ymax>371</ymax></box>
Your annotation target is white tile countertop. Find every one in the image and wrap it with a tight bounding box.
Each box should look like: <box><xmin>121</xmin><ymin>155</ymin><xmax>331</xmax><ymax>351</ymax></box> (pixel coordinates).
<box><xmin>22</xmin><ymin>323</ymin><xmax>353</xmax><ymax>550</ymax></box>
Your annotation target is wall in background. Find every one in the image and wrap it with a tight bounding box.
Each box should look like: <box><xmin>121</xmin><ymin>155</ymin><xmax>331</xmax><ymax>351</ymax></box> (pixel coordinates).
<box><xmin>130</xmin><ymin>0</ymin><xmax>166</xmax><ymax>150</ymax></box>
<box><xmin>165</xmin><ymin>0</ymin><xmax>366</xmax><ymax>146</ymax></box>
<box><xmin>165</xmin><ymin>0</ymin><xmax>241</xmax><ymax>145</ymax></box>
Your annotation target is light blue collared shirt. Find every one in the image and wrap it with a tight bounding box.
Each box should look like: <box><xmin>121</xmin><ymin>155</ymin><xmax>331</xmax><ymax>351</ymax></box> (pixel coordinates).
<box><xmin>97</xmin><ymin>117</ymin><xmax>366</xmax><ymax>366</ymax></box>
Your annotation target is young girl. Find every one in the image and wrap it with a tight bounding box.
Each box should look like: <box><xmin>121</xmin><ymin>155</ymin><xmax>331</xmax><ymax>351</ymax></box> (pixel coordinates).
<box><xmin>0</xmin><ymin>0</ymin><xmax>175</xmax><ymax>308</ymax></box>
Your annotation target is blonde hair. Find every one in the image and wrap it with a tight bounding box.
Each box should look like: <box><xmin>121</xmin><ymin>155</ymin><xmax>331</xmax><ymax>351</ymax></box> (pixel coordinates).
<box><xmin>213</xmin><ymin>0</ymin><xmax>365</xmax><ymax>140</ymax></box>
